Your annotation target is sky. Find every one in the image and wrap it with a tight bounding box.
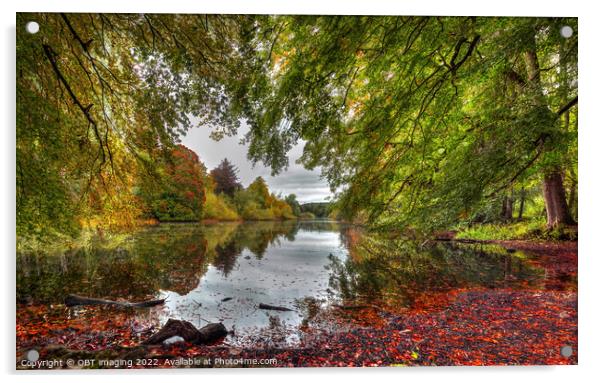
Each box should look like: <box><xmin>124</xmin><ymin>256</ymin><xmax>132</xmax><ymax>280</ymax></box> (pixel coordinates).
<box><xmin>181</xmin><ymin>122</ymin><xmax>333</xmax><ymax>203</ymax></box>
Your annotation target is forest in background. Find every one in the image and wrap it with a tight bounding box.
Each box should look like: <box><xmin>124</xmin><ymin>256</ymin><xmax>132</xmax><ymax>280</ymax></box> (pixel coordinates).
<box><xmin>16</xmin><ymin>14</ymin><xmax>577</xmax><ymax>247</ymax></box>
<box><xmin>135</xmin><ymin>150</ymin><xmax>311</xmax><ymax>223</ymax></box>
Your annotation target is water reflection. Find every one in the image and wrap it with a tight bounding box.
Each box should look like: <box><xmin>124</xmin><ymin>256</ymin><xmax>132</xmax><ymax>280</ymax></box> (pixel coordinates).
<box><xmin>330</xmin><ymin>227</ymin><xmax>550</xmax><ymax>309</ymax></box>
<box><xmin>159</xmin><ymin>222</ymin><xmax>346</xmax><ymax>345</ymax></box>
<box><xmin>17</xmin><ymin>221</ymin><xmax>569</xmax><ymax>346</ymax></box>
<box><xmin>17</xmin><ymin>221</ymin><xmax>305</xmax><ymax>303</ymax></box>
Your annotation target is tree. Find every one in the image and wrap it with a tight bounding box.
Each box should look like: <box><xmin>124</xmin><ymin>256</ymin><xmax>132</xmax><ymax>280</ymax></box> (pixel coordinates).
<box><xmin>300</xmin><ymin>202</ymin><xmax>331</xmax><ymax>218</ymax></box>
<box><xmin>17</xmin><ymin>13</ymin><xmax>252</xmax><ymax>240</ymax></box>
<box><xmin>209</xmin><ymin>158</ymin><xmax>242</xmax><ymax>196</ymax></box>
<box><xmin>520</xmin><ymin>26</ymin><xmax>576</xmax><ymax>228</ymax></box>
<box><xmin>246</xmin><ymin>177</ymin><xmax>271</xmax><ymax>207</ymax></box>
<box><xmin>16</xmin><ymin>14</ymin><xmax>578</xmax><ymax>239</ymax></box>
<box><xmin>285</xmin><ymin>194</ymin><xmax>301</xmax><ymax>216</ymax></box>
<box><xmin>232</xmin><ymin>16</ymin><xmax>577</xmax><ymax>230</ymax></box>
<box><xmin>139</xmin><ymin>145</ymin><xmax>207</xmax><ymax>221</ymax></box>
<box><xmin>231</xmin><ymin>177</ymin><xmax>295</xmax><ymax>220</ymax></box>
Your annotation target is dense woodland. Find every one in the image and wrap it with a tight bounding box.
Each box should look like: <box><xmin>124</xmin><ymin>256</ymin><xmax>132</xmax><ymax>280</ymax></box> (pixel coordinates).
<box><xmin>137</xmin><ymin>151</ymin><xmax>303</xmax><ymax>223</ymax></box>
<box><xmin>16</xmin><ymin>14</ymin><xmax>577</xmax><ymax>245</ymax></box>
<box><xmin>16</xmin><ymin>14</ymin><xmax>579</xmax><ymax>368</ymax></box>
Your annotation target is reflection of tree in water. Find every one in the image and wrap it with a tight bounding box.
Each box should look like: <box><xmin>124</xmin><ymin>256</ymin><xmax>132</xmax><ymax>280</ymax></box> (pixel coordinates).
<box><xmin>299</xmin><ymin>220</ymin><xmax>341</xmax><ymax>233</ymax></box>
<box><xmin>18</xmin><ymin>220</ymin><xmax>321</xmax><ymax>304</ymax></box>
<box><xmin>329</xmin><ymin>229</ymin><xmax>545</xmax><ymax>309</ymax></box>
<box><xmin>17</xmin><ymin>224</ymin><xmax>211</xmax><ymax>302</ymax></box>
<box><xmin>237</xmin><ymin>221</ymin><xmax>300</xmax><ymax>259</ymax></box>
<box><xmin>132</xmin><ymin>225</ymin><xmax>209</xmax><ymax>295</ymax></box>
<box><xmin>209</xmin><ymin>221</ymin><xmax>301</xmax><ymax>275</ymax></box>
<box><xmin>213</xmin><ymin>241</ymin><xmax>240</xmax><ymax>276</ymax></box>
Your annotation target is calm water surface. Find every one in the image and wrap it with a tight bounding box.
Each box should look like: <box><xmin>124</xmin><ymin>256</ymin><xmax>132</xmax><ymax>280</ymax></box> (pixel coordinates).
<box><xmin>17</xmin><ymin>221</ymin><xmax>573</xmax><ymax>346</ymax></box>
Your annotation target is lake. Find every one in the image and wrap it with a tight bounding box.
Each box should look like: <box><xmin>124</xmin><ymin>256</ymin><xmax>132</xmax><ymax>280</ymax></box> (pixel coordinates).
<box><xmin>16</xmin><ymin>220</ymin><xmax>574</xmax><ymax>347</ymax></box>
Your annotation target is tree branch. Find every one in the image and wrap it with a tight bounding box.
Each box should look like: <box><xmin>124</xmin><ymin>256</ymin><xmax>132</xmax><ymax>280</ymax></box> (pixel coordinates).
<box><xmin>557</xmin><ymin>96</ymin><xmax>578</xmax><ymax>116</ymax></box>
<box><xmin>42</xmin><ymin>44</ymin><xmax>106</xmax><ymax>166</ymax></box>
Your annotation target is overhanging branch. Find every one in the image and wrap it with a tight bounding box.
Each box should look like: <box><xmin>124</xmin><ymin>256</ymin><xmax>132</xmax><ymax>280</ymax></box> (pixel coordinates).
<box><xmin>42</xmin><ymin>43</ymin><xmax>106</xmax><ymax>167</ymax></box>
<box><xmin>557</xmin><ymin>96</ymin><xmax>578</xmax><ymax>116</ymax></box>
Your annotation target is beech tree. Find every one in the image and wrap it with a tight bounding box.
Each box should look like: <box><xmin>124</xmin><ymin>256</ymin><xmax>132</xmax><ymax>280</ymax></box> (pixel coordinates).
<box><xmin>139</xmin><ymin>145</ymin><xmax>207</xmax><ymax>222</ymax></box>
<box><xmin>17</xmin><ymin>14</ymin><xmax>578</xmax><ymax>239</ymax></box>
<box><xmin>17</xmin><ymin>13</ymin><xmax>252</xmax><ymax>238</ymax></box>
<box><xmin>234</xmin><ymin>16</ymin><xmax>578</xmax><ymax>230</ymax></box>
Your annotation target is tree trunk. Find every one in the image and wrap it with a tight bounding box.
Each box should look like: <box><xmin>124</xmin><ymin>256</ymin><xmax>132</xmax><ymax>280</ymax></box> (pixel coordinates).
<box><xmin>501</xmin><ymin>194</ymin><xmax>514</xmax><ymax>222</ymax></box>
<box><xmin>567</xmin><ymin>176</ymin><xmax>577</xmax><ymax>221</ymax></box>
<box><xmin>542</xmin><ymin>169</ymin><xmax>575</xmax><ymax>229</ymax></box>
<box><xmin>523</xmin><ymin>33</ymin><xmax>575</xmax><ymax>229</ymax></box>
<box><xmin>517</xmin><ymin>187</ymin><xmax>526</xmax><ymax>220</ymax></box>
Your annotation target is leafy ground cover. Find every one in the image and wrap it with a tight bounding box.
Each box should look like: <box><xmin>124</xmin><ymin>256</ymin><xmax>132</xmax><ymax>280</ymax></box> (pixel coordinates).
<box><xmin>16</xmin><ymin>241</ymin><xmax>576</xmax><ymax>368</ymax></box>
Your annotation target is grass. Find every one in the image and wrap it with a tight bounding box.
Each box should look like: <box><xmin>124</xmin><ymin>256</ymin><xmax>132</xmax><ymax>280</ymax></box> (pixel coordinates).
<box><xmin>455</xmin><ymin>218</ymin><xmax>577</xmax><ymax>241</ymax></box>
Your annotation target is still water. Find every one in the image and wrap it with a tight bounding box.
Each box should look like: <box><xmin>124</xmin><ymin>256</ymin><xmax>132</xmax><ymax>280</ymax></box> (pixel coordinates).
<box><xmin>17</xmin><ymin>221</ymin><xmax>571</xmax><ymax>346</ymax></box>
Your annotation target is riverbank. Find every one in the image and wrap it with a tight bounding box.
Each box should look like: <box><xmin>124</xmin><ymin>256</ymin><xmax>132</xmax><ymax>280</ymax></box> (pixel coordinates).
<box><xmin>16</xmin><ymin>217</ymin><xmax>331</xmax><ymax>253</ymax></box>
<box><xmin>17</xmin><ymin>237</ymin><xmax>577</xmax><ymax>368</ymax></box>
<box><xmin>453</xmin><ymin>220</ymin><xmax>578</xmax><ymax>242</ymax></box>
<box><xmin>17</xmin><ymin>288</ymin><xmax>577</xmax><ymax>368</ymax></box>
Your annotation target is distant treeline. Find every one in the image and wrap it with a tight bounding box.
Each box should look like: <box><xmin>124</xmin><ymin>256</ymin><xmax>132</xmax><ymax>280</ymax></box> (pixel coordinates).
<box><xmin>141</xmin><ymin>151</ymin><xmax>305</xmax><ymax>223</ymax></box>
<box><xmin>300</xmin><ymin>202</ymin><xmax>332</xmax><ymax>218</ymax></box>
<box><xmin>138</xmin><ymin>149</ymin><xmax>334</xmax><ymax>223</ymax></box>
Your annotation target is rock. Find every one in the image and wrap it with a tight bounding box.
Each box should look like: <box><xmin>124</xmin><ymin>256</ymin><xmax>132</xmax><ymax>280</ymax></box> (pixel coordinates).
<box><xmin>163</xmin><ymin>336</ymin><xmax>185</xmax><ymax>345</ymax></box>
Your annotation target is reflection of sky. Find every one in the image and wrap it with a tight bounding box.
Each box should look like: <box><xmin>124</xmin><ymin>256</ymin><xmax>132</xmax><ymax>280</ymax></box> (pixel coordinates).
<box><xmin>159</xmin><ymin>228</ymin><xmax>348</xmax><ymax>345</ymax></box>
<box><xmin>181</xmin><ymin>121</ymin><xmax>333</xmax><ymax>203</ymax></box>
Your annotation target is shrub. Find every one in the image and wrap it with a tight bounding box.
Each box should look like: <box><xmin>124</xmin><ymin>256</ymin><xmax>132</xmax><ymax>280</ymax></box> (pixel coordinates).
<box><xmin>298</xmin><ymin>212</ymin><xmax>315</xmax><ymax>219</ymax></box>
<box><xmin>203</xmin><ymin>191</ymin><xmax>240</xmax><ymax>221</ymax></box>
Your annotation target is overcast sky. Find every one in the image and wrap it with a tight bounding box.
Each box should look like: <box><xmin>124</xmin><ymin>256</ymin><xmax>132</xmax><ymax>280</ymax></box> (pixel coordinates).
<box><xmin>181</xmin><ymin>123</ymin><xmax>333</xmax><ymax>203</ymax></box>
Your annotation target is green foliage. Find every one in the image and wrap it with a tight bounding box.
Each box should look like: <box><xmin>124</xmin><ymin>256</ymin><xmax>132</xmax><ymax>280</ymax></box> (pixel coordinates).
<box><xmin>456</xmin><ymin>219</ymin><xmax>577</xmax><ymax>241</ymax></box>
<box><xmin>138</xmin><ymin>145</ymin><xmax>206</xmax><ymax>222</ymax></box>
<box><xmin>232</xmin><ymin>177</ymin><xmax>296</xmax><ymax>220</ymax></box>
<box><xmin>285</xmin><ymin>194</ymin><xmax>302</xmax><ymax>216</ymax></box>
<box><xmin>300</xmin><ymin>202</ymin><xmax>331</xmax><ymax>218</ymax></box>
<box><xmin>16</xmin><ymin>13</ymin><xmax>253</xmax><ymax>242</ymax></box>
<box><xmin>234</xmin><ymin>16</ymin><xmax>578</xmax><ymax>231</ymax></box>
<box><xmin>203</xmin><ymin>191</ymin><xmax>240</xmax><ymax>221</ymax></box>
<box><xmin>455</xmin><ymin>219</ymin><xmax>547</xmax><ymax>241</ymax></box>
<box><xmin>16</xmin><ymin>14</ymin><xmax>578</xmax><ymax>241</ymax></box>
<box><xmin>298</xmin><ymin>212</ymin><xmax>316</xmax><ymax>220</ymax></box>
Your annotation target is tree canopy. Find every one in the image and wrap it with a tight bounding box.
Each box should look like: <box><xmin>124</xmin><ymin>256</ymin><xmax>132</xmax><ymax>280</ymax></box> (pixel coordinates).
<box><xmin>235</xmin><ymin>16</ymin><xmax>577</xmax><ymax>230</ymax></box>
<box><xmin>17</xmin><ymin>13</ymin><xmax>254</xmax><ymax>238</ymax></box>
<box><xmin>16</xmin><ymin>14</ymin><xmax>578</xmax><ymax>241</ymax></box>
<box><xmin>138</xmin><ymin>145</ymin><xmax>207</xmax><ymax>222</ymax></box>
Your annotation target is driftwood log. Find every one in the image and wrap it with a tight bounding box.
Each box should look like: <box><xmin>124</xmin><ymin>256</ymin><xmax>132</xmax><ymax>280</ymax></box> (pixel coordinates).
<box><xmin>143</xmin><ymin>319</ymin><xmax>228</xmax><ymax>345</ymax></box>
<box><xmin>333</xmin><ymin>304</ymin><xmax>370</xmax><ymax>310</ymax></box>
<box><xmin>258</xmin><ymin>303</ymin><xmax>293</xmax><ymax>311</ymax></box>
<box><xmin>65</xmin><ymin>294</ymin><xmax>165</xmax><ymax>308</ymax></box>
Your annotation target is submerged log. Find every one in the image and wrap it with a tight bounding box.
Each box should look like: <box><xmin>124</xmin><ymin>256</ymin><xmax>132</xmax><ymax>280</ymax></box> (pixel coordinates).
<box><xmin>258</xmin><ymin>303</ymin><xmax>293</xmax><ymax>311</ymax></box>
<box><xmin>333</xmin><ymin>304</ymin><xmax>370</xmax><ymax>310</ymax></box>
<box><xmin>143</xmin><ymin>319</ymin><xmax>228</xmax><ymax>345</ymax></box>
<box><xmin>65</xmin><ymin>294</ymin><xmax>165</xmax><ymax>308</ymax></box>
<box><xmin>433</xmin><ymin>237</ymin><xmax>494</xmax><ymax>244</ymax></box>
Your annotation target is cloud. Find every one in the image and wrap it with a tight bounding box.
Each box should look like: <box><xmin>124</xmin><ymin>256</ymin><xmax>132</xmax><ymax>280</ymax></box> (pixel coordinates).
<box><xmin>181</xmin><ymin>122</ymin><xmax>333</xmax><ymax>203</ymax></box>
